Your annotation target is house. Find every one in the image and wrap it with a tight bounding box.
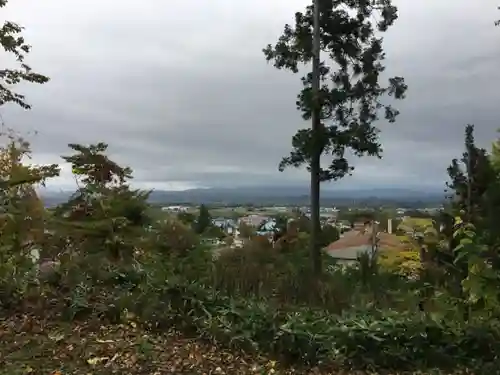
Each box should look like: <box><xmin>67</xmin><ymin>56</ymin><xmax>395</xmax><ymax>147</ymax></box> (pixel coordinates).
<box><xmin>162</xmin><ymin>205</ymin><xmax>188</xmax><ymax>213</ymax></box>
<box><xmin>256</xmin><ymin>219</ymin><xmax>277</xmax><ymax>240</ymax></box>
<box><xmin>324</xmin><ymin>221</ymin><xmax>404</xmax><ymax>264</ymax></box>
<box><xmin>238</xmin><ymin>214</ymin><xmax>270</xmax><ymax>227</ymax></box>
<box><xmin>212</xmin><ymin>217</ymin><xmax>237</xmax><ymax>233</ymax></box>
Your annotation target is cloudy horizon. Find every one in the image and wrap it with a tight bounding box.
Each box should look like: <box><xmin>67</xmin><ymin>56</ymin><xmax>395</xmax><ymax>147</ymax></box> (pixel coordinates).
<box><xmin>2</xmin><ymin>0</ymin><xmax>499</xmax><ymax>192</ymax></box>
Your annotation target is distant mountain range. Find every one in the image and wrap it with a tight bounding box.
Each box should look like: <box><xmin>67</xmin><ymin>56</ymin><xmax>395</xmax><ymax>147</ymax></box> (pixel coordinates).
<box><xmin>40</xmin><ymin>185</ymin><xmax>446</xmax><ymax>207</ymax></box>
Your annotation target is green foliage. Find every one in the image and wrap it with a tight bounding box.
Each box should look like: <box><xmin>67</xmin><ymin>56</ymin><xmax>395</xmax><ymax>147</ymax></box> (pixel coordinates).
<box><xmin>193</xmin><ymin>204</ymin><xmax>211</xmax><ymax>234</ymax></box>
<box><xmin>152</xmin><ymin>218</ymin><xmax>200</xmax><ymax>258</ymax></box>
<box><xmin>263</xmin><ymin>0</ymin><xmax>407</xmax><ymax>180</ymax></box>
<box><xmin>54</xmin><ymin>272</ymin><xmax>500</xmax><ymax>372</ymax></box>
<box><xmin>263</xmin><ymin>0</ymin><xmax>407</xmax><ymax>275</ymax></box>
<box><xmin>178</xmin><ymin>211</ymin><xmax>196</xmax><ymax>225</ymax></box>
<box><xmin>63</xmin><ymin>143</ymin><xmax>132</xmax><ymax>187</ymax></box>
<box><xmin>212</xmin><ymin>242</ymin><xmax>350</xmax><ymax>313</ymax></box>
<box><xmin>446</xmin><ymin>125</ymin><xmax>495</xmax><ymax>226</ymax></box>
<box><xmin>3</xmin><ymin>134</ymin><xmax>500</xmax><ymax>373</ymax></box>
<box><xmin>0</xmin><ymin>131</ymin><xmax>59</xmax><ymax>308</ymax></box>
<box><xmin>453</xmin><ymin>222</ymin><xmax>500</xmax><ymax>310</ymax></box>
<box><xmin>3</xmin><ymin>7</ymin><xmax>500</xmax><ymax>372</ymax></box>
<box><xmin>318</xmin><ymin>224</ymin><xmax>339</xmax><ymax>247</ymax></box>
<box><xmin>0</xmin><ymin>0</ymin><xmax>49</xmax><ymax>109</ymax></box>
<box><xmin>51</xmin><ymin>143</ymin><xmax>150</xmax><ymax>263</ymax></box>
<box><xmin>293</xmin><ymin>214</ymin><xmax>311</xmax><ymax>234</ymax></box>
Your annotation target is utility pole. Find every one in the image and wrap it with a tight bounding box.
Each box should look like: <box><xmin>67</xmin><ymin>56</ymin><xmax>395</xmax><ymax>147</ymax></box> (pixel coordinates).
<box><xmin>310</xmin><ymin>0</ymin><xmax>322</xmax><ymax>275</ymax></box>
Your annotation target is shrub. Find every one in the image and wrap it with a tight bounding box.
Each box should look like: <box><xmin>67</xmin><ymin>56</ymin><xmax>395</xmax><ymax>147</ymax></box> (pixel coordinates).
<box><xmin>212</xmin><ymin>239</ymin><xmax>350</xmax><ymax>313</ymax></box>
<box><xmin>123</xmin><ymin>278</ymin><xmax>500</xmax><ymax>372</ymax></box>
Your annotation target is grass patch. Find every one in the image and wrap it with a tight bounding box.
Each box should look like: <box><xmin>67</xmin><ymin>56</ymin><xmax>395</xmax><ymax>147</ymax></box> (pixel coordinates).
<box><xmin>400</xmin><ymin>217</ymin><xmax>433</xmax><ymax>229</ymax></box>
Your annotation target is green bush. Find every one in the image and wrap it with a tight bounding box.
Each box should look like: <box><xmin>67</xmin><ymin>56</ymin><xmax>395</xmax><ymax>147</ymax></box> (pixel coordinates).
<box><xmin>122</xmin><ymin>278</ymin><xmax>500</xmax><ymax>372</ymax></box>
<box><xmin>3</xmin><ymin>138</ymin><xmax>500</xmax><ymax>374</ymax></box>
<box><xmin>211</xmin><ymin>240</ymin><xmax>350</xmax><ymax>313</ymax></box>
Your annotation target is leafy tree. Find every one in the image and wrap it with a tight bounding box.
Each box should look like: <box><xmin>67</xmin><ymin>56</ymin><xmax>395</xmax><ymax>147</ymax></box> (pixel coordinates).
<box><xmin>193</xmin><ymin>204</ymin><xmax>211</xmax><ymax>234</ymax></box>
<box><xmin>263</xmin><ymin>0</ymin><xmax>407</xmax><ymax>273</ymax></box>
<box><xmin>0</xmin><ymin>129</ymin><xmax>59</xmax><ymax>268</ymax></box>
<box><xmin>178</xmin><ymin>211</ymin><xmax>196</xmax><ymax>225</ymax></box>
<box><xmin>403</xmin><ymin>210</ymin><xmax>434</xmax><ymax>219</ymax></box>
<box><xmin>432</xmin><ymin>126</ymin><xmax>500</xmax><ymax>312</ymax></box>
<box><xmin>490</xmin><ymin>129</ymin><xmax>500</xmax><ymax>173</ymax></box>
<box><xmin>295</xmin><ymin>213</ymin><xmax>312</xmax><ymax>234</ymax></box>
<box><xmin>273</xmin><ymin>214</ymin><xmax>289</xmax><ymax>233</ymax></box>
<box><xmin>154</xmin><ymin>218</ymin><xmax>199</xmax><ymax>258</ymax></box>
<box><xmin>342</xmin><ymin>210</ymin><xmax>375</xmax><ymax>226</ymax></box>
<box><xmin>204</xmin><ymin>225</ymin><xmax>226</xmax><ymax>241</ymax></box>
<box><xmin>64</xmin><ymin>142</ymin><xmax>132</xmax><ymax>190</ymax></box>
<box><xmin>238</xmin><ymin>221</ymin><xmax>255</xmax><ymax>239</ymax></box>
<box><xmin>318</xmin><ymin>224</ymin><xmax>339</xmax><ymax>248</ymax></box>
<box><xmin>0</xmin><ymin>0</ymin><xmax>49</xmax><ymax>109</ymax></box>
<box><xmin>446</xmin><ymin>125</ymin><xmax>495</xmax><ymax>227</ymax></box>
<box><xmin>53</xmin><ymin>143</ymin><xmax>149</xmax><ymax>262</ymax></box>
<box><xmin>270</xmin><ymin>214</ymin><xmax>289</xmax><ymax>242</ymax></box>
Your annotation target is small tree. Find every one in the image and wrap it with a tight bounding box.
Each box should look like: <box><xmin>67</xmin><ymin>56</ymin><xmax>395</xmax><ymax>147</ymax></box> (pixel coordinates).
<box><xmin>193</xmin><ymin>204</ymin><xmax>211</xmax><ymax>234</ymax></box>
<box><xmin>178</xmin><ymin>211</ymin><xmax>196</xmax><ymax>225</ymax></box>
<box><xmin>0</xmin><ymin>130</ymin><xmax>59</xmax><ymax>304</ymax></box>
<box><xmin>0</xmin><ymin>129</ymin><xmax>59</xmax><ymax>248</ymax></box>
<box><xmin>1</xmin><ymin>0</ymin><xmax>49</xmax><ymax>109</ymax></box>
<box><xmin>446</xmin><ymin>125</ymin><xmax>495</xmax><ymax>227</ymax></box>
<box><xmin>54</xmin><ymin>143</ymin><xmax>149</xmax><ymax>262</ymax></box>
<box><xmin>263</xmin><ymin>0</ymin><xmax>407</xmax><ymax>274</ymax></box>
<box><xmin>238</xmin><ymin>221</ymin><xmax>255</xmax><ymax>240</ymax></box>
<box><xmin>319</xmin><ymin>224</ymin><xmax>339</xmax><ymax>248</ymax></box>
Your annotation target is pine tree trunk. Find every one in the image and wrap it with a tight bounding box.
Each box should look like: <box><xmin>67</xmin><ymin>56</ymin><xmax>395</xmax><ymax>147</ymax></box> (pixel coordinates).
<box><xmin>310</xmin><ymin>0</ymin><xmax>322</xmax><ymax>275</ymax></box>
<box><xmin>310</xmin><ymin>152</ymin><xmax>322</xmax><ymax>275</ymax></box>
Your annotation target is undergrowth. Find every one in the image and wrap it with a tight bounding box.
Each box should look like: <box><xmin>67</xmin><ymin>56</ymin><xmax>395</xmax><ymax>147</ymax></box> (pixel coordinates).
<box><xmin>0</xmin><ymin>134</ymin><xmax>499</xmax><ymax>374</ymax></box>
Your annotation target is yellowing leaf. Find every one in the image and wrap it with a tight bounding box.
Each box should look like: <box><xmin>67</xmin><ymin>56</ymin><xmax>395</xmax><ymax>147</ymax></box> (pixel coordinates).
<box><xmin>96</xmin><ymin>338</ymin><xmax>115</xmax><ymax>343</ymax></box>
<box><xmin>48</xmin><ymin>332</ymin><xmax>65</xmax><ymax>342</ymax></box>
<box><xmin>87</xmin><ymin>356</ymin><xmax>109</xmax><ymax>366</ymax></box>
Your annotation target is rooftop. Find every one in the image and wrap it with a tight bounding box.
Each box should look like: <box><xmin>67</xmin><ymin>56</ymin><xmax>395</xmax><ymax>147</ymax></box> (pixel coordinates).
<box><xmin>325</xmin><ymin>227</ymin><xmax>406</xmax><ymax>257</ymax></box>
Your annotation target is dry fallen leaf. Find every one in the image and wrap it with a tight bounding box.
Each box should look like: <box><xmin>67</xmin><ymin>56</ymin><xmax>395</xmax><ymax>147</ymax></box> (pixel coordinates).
<box><xmin>87</xmin><ymin>356</ymin><xmax>109</xmax><ymax>366</ymax></box>
<box><xmin>96</xmin><ymin>338</ymin><xmax>115</xmax><ymax>343</ymax></box>
<box><xmin>48</xmin><ymin>332</ymin><xmax>65</xmax><ymax>342</ymax></box>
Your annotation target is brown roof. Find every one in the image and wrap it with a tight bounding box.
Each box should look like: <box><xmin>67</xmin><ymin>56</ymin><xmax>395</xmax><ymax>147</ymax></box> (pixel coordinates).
<box><xmin>325</xmin><ymin>230</ymin><xmax>406</xmax><ymax>253</ymax></box>
<box><xmin>325</xmin><ymin>231</ymin><xmax>372</xmax><ymax>252</ymax></box>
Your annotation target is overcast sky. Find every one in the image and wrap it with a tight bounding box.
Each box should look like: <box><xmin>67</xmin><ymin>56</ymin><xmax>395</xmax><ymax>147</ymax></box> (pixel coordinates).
<box><xmin>1</xmin><ymin>0</ymin><xmax>499</xmax><ymax>191</ymax></box>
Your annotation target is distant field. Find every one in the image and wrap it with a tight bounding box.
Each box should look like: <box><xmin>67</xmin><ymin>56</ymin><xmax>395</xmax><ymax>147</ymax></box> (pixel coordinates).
<box><xmin>208</xmin><ymin>207</ymin><xmax>248</xmax><ymax>217</ymax></box>
<box><xmin>399</xmin><ymin>217</ymin><xmax>433</xmax><ymax>230</ymax></box>
<box><xmin>210</xmin><ymin>207</ymin><xmax>289</xmax><ymax>218</ymax></box>
<box><xmin>148</xmin><ymin>206</ymin><xmax>290</xmax><ymax>220</ymax></box>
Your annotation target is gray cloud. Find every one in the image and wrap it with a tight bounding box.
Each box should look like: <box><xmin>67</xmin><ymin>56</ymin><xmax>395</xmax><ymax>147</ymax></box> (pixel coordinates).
<box><xmin>1</xmin><ymin>0</ymin><xmax>500</xmax><ymax>191</ymax></box>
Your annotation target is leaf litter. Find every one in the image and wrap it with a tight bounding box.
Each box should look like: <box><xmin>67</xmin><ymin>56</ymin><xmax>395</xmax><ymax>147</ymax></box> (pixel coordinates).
<box><xmin>0</xmin><ymin>314</ymin><xmax>465</xmax><ymax>375</ymax></box>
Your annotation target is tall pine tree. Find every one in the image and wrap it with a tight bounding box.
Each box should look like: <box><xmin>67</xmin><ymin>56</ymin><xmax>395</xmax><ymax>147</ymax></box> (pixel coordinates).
<box><xmin>263</xmin><ymin>0</ymin><xmax>407</xmax><ymax>273</ymax></box>
<box><xmin>194</xmin><ymin>204</ymin><xmax>212</xmax><ymax>234</ymax></box>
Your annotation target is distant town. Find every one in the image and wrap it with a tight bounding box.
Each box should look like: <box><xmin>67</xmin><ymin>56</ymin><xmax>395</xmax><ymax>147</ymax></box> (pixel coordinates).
<box><xmin>151</xmin><ymin>203</ymin><xmax>443</xmax><ymax>258</ymax></box>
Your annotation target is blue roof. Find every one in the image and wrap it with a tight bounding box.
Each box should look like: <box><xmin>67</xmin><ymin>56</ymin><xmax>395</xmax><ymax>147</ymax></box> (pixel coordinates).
<box><xmin>258</xmin><ymin>219</ymin><xmax>276</xmax><ymax>232</ymax></box>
